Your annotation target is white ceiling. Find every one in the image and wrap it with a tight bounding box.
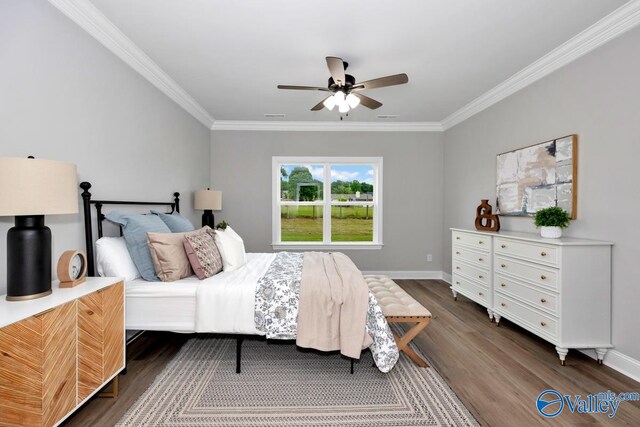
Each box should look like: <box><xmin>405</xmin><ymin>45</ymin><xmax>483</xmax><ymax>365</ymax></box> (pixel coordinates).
<box><xmin>88</xmin><ymin>0</ymin><xmax>626</xmax><ymax>123</ymax></box>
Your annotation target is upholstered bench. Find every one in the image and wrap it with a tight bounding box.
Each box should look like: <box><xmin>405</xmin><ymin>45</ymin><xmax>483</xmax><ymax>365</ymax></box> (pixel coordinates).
<box><xmin>364</xmin><ymin>275</ymin><xmax>432</xmax><ymax>367</ymax></box>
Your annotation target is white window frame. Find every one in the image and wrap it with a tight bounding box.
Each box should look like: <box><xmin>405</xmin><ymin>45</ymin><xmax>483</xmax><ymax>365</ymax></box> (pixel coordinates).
<box><xmin>272</xmin><ymin>156</ymin><xmax>383</xmax><ymax>250</ymax></box>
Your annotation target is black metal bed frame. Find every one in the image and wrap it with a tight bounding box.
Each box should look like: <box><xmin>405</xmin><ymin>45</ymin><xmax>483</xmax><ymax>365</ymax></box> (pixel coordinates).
<box><xmin>79</xmin><ymin>181</ymin><xmax>356</xmax><ymax>375</ymax></box>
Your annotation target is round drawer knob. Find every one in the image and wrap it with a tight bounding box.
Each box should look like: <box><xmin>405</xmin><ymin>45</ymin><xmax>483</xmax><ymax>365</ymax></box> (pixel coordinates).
<box><xmin>479</xmin><ymin>241</ymin><xmax>484</xmax><ymax>244</ymax></box>
<box><xmin>456</xmin><ymin>237</ymin><xmax>460</xmax><ymax>240</ymax></box>
<box><xmin>478</xmin><ymin>258</ymin><xmax>484</xmax><ymax>262</ymax></box>
<box><xmin>456</xmin><ymin>266</ymin><xmax>460</xmax><ymax>270</ymax></box>
<box><xmin>501</xmin><ymin>283</ymin><xmax>506</xmax><ymax>287</ymax></box>
<box><xmin>501</xmin><ymin>264</ymin><xmax>506</xmax><ymax>268</ymax></box>
<box><xmin>456</xmin><ymin>251</ymin><xmax>460</xmax><ymax>255</ymax></box>
<box><xmin>540</xmin><ymin>298</ymin><xmax>547</xmax><ymax>303</ymax></box>
<box><xmin>541</xmin><ymin>252</ymin><xmax>547</xmax><ymax>257</ymax></box>
<box><xmin>501</xmin><ymin>244</ymin><xmax>506</xmax><ymax>248</ymax></box>
<box><xmin>456</xmin><ymin>282</ymin><xmax>460</xmax><ymax>285</ymax></box>
<box><xmin>501</xmin><ymin>303</ymin><xmax>506</xmax><ymax>307</ymax></box>
<box><xmin>540</xmin><ymin>321</ymin><xmax>547</xmax><ymax>327</ymax></box>
<box><xmin>540</xmin><ymin>275</ymin><xmax>547</xmax><ymax>280</ymax></box>
<box><xmin>479</xmin><ymin>292</ymin><xmax>483</xmax><ymax>296</ymax></box>
<box><xmin>478</xmin><ymin>275</ymin><xmax>484</xmax><ymax>279</ymax></box>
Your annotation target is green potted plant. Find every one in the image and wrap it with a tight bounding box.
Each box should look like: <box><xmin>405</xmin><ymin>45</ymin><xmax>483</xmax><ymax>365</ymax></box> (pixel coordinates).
<box><xmin>534</xmin><ymin>207</ymin><xmax>571</xmax><ymax>238</ymax></box>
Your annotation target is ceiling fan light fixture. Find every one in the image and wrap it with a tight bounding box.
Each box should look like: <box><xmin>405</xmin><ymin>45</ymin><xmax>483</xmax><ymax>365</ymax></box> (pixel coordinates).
<box><xmin>333</xmin><ymin>91</ymin><xmax>346</xmax><ymax>103</ymax></box>
<box><xmin>338</xmin><ymin>102</ymin><xmax>350</xmax><ymax>113</ymax></box>
<box><xmin>346</xmin><ymin>93</ymin><xmax>360</xmax><ymax>109</ymax></box>
<box><xmin>323</xmin><ymin>96</ymin><xmax>337</xmax><ymax>110</ymax></box>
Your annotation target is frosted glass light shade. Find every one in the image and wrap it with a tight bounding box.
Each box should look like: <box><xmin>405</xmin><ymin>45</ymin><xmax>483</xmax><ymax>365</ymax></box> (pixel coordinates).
<box><xmin>0</xmin><ymin>157</ymin><xmax>78</xmax><ymax>216</ymax></box>
<box><xmin>338</xmin><ymin>102</ymin><xmax>350</xmax><ymax>113</ymax></box>
<box><xmin>346</xmin><ymin>93</ymin><xmax>360</xmax><ymax>109</ymax></box>
<box><xmin>194</xmin><ymin>189</ymin><xmax>222</xmax><ymax>210</ymax></box>
<box><xmin>323</xmin><ymin>96</ymin><xmax>336</xmax><ymax>110</ymax></box>
<box><xmin>333</xmin><ymin>91</ymin><xmax>345</xmax><ymax>103</ymax></box>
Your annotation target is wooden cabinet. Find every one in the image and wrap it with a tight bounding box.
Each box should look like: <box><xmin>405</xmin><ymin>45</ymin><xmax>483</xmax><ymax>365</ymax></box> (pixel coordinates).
<box><xmin>0</xmin><ymin>278</ymin><xmax>124</xmax><ymax>427</ymax></box>
<box><xmin>451</xmin><ymin>229</ymin><xmax>613</xmax><ymax>365</ymax></box>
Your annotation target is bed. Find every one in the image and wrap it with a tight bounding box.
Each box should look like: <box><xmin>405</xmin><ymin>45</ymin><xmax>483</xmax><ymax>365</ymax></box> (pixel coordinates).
<box><xmin>79</xmin><ymin>182</ymin><xmax>399</xmax><ymax>373</ymax></box>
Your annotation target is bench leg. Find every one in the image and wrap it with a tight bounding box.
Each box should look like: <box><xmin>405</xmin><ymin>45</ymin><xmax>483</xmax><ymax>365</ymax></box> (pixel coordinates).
<box><xmin>389</xmin><ymin>317</ymin><xmax>430</xmax><ymax>368</ymax></box>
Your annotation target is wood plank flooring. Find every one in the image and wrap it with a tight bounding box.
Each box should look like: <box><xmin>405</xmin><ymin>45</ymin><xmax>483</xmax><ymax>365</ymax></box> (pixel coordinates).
<box><xmin>63</xmin><ymin>279</ymin><xmax>640</xmax><ymax>426</ymax></box>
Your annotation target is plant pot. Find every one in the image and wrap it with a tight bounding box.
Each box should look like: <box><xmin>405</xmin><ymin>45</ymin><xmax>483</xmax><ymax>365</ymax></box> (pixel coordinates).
<box><xmin>540</xmin><ymin>226</ymin><xmax>562</xmax><ymax>239</ymax></box>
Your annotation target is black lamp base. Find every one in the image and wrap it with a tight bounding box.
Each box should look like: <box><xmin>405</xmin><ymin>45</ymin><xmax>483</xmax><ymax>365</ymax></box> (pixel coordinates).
<box><xmin>6</xmin><ymin>215</ymin><xmax>52</xmax><ymax>301</ymax></box>
<box><xmin>201</xmin><ymin>210</ymin><xmax>215</xmax><ymax>228</ymax></box>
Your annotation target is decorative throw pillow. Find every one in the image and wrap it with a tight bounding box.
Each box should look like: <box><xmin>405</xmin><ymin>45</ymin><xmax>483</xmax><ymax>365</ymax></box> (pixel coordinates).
<box><xmin>95</xmin><ymin>236</ymin><xmax>141</xmax><ymax>281</ymax></box>
<box><xmin>183</xmin><ymin>227</ymin><xmax>223</xmax><ymax>280</ymax></box>
<box><xmin>147</xmin><ymin>232</ymin><xmax>194</xmax><ymax>282</ymax></box>
<box><xmin>213</xmin><ymin>226</ymin><xmax>247</xmax><ymax>272</ymax></box>
<box><xmin>151</xmin><ymin>210</ymin><xmax>195</xmax><ymax>233</ymax></box>
<box><xmin>104</xmin><ymin>211</ymin><xmax>171</xmax><ymax>281</ymax></box>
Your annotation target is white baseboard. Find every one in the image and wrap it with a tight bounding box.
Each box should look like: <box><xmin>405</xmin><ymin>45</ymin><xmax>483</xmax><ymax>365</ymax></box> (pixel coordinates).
<box><xmin>441</xmin><ymin>272</ymin><xmax>452</xmax><ymax>284</ymax></box>
<box><xmin>579</xmin><ymin>349</ymin><xmax>640</xmax><ymax>383</ymax></box>
<box><xmin>362</xmin><ymin>270</ymin><xmax>444</xmax><ymax>280</ymax></box>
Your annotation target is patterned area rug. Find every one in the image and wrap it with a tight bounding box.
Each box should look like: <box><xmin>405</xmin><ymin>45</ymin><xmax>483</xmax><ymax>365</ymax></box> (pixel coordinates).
<box><xmin>117</xmin><ymin>335</ymin><xmax>478</xmax><ymax>426</ymax></box>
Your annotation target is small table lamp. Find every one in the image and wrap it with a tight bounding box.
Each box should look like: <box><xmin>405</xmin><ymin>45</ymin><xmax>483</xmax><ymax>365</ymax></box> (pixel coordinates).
<box><xmin>0</xmin><ymin>157</ymin><xmax>78</xmax><ymax>301</ymax></box>
<box><xmin>194</xmin><ymin>189</ymin><xmax>222</xmax><ymax>228</ymax></box>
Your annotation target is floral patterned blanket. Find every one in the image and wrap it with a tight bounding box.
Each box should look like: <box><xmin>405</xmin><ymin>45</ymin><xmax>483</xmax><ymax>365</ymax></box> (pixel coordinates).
<box><xmin>254</xmin><ymin>252</ymin><xmax>399</xmax><ymax>373</ymax></box>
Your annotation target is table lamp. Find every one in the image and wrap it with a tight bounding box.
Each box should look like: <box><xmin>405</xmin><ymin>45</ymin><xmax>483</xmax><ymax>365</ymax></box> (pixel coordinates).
<box><xmin>0</xmin><ymin>157</ymin><xmax>78</xmax><ymax>301</ymax></box>
<box><xmin>194</xmin><ymin>188</ymin><xmax>222</xmax><ymax>228</ymax></box>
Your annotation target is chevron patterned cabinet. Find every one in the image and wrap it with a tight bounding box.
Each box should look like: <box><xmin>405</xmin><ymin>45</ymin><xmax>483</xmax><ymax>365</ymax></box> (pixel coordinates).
<box><xmin>0</xmin><ymin>278</ymin><xmax>124</xmax><ymax>427</ymax></box>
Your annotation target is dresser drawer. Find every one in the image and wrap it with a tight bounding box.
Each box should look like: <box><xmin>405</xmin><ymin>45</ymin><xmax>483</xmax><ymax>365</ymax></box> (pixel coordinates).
<box><xmin>495</xmin><ymin>238</ymin><xmax>559</xmax><ymax>267</ymax></box>
<box><xmin>453</xmin><ymin>245</ymin><xmax>490</xmax><ymax>268</ymax></box>
<box><xmin>495</xmin><ymin>256</ymin><xmax>558</xmax><ymax>290</ymax></box>
<box><xmin>495</xmin><ymin>293</ymin><xmax>558</xmax><ymax>340</ymax></box>
<box><xmin>452</xmin><ymin>231</ymin><xmax>491</xmax><ymax>252</ymax></box>
<box><xmin>495</xmin><ymin>274</ymin><xmax>558</xmax><ymax>315</ymax></box>
<box><xmin>452</xmin><ymin>260</ymin><xmax>490</xmax><ymax>286</ymax></box>
<box><xmin>452</xmin><ymin>274</ymin><xmax>489</xmax><ymax>305</ymax></box>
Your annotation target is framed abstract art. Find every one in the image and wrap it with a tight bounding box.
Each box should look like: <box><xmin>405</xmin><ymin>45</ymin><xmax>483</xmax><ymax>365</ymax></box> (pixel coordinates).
<box><xmin>496</xmin><ymin>135</ymin><xmax>577</xmax><ymax>219</ymax></box>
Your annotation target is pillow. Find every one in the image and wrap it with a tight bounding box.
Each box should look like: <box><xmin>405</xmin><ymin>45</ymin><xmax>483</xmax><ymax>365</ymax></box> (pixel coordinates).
<box><xmin>147</xmin><ymin>232</ymin><xmax>194</xmax><ymax>282</ymax></box>
<box><xmin>213</xmin><ymin>226</ymin><xmax>246</xmax><ymax>272</ymax></box>
<box><xmin>95</xmin><ymin>236</ymin><xmax>141</xmax><ymax>281</ymax></box>
<box><xmin>183</xmin><ymin>227</ymin><xmax>223</xmax><ymax>280</ymax></box>
<box><xmin>105</xmin><ymin>211</ymin><xmax>171</xmax><ymax>281</ymax></box>
<box><xmin>151</xmin><ymin>210</ymin><xmax>195</xmax><ymax>233</ymax></box>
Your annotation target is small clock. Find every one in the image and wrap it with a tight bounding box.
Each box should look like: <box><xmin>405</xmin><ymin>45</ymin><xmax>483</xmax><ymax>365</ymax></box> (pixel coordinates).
<box><xmin>57</xmin><ymin>250</ymin><xmax>87</xmax><ymax>288</ymax></box>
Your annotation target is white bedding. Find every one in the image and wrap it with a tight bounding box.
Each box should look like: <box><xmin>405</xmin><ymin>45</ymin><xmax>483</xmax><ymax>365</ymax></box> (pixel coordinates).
<box><xmin>125</xmin><ymin>253</ymin><xmax>275</xmax><ymax>334</ymax></box>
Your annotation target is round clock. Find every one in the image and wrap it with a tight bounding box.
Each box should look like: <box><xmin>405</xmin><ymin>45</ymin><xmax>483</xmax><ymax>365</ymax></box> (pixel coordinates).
<box><xmin>57</xmin><ymin>250</ymin><xmax>87</xmax><ymax>288</ymax></box>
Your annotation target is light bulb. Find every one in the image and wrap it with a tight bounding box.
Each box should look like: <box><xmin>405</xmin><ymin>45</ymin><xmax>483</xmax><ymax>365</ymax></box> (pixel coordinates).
<box><xmin>333</xmin><ymin>91</ymin><xmax>345</xmax><ymax>103</ymax></box>
<box><xmin>339</xmin><ymin>102</ymin><xmax>350</xmax><ymax>113</ymax></box>
<box><xmin>346</xmin><ymin>93</ymin><xmax>360</xmax><ymax>109</ymax></box>
<box><xmin>323</xmin><ymin>96</ymin><xmax>336</xmax><ymax>110</ymax></box>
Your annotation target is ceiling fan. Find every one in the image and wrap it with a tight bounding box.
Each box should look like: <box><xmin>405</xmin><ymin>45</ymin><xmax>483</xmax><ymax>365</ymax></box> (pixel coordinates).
<box><xmin>277</xmin><ymin>56</ymin><xmax>409</xmax><ymax>113</ymax></box>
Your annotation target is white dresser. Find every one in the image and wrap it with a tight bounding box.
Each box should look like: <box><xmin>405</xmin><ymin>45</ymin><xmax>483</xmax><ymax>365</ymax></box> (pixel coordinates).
<box><xmin>451</xmin><ymin>228</ymin><xmax>613</xmax><ymax>365</ymax></box>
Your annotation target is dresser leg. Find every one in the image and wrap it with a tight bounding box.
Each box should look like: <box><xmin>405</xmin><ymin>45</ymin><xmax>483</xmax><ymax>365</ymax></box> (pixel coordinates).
<box><xmin>494</xmin><ymin>314</ymin><xmax>501</xmax><ymax>326</ymax></box>
<box><xmin>451</xmin><ymin>289</ymin><xmax>457</xmax><ymax>301</ymax></box>
<box><xmin>555</xmin><ymin>347</ymin><xmax>569</xmax><ymax>366</ymax></box>
<box><xmin>98</xmin><ymin>375</ymin><xmax>119</xmax><ymax>399</ymax></box>
<box><xmin>595</xmin><ymin>348</ymin><xmax>608</xmax><ymax>365</ymax></box>
<box><xmin>487</xmin><ymin>309</ymin><xmax>494</xmax><ymax>321</ymax></box>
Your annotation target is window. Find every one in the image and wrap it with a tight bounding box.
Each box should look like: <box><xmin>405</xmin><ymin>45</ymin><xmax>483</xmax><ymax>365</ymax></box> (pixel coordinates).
<box><xmin>272</xmin><ymin>157</ymin><xmax>382</xmax><ymax>249</ymax></box>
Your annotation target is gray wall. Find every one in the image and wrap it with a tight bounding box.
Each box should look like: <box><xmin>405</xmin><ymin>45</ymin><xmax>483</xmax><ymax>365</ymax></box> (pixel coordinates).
<box><xmin>211</xmin><ymin>131</ymin><xmax>444</xmax><ymax>273</ymax></box>
<box><xmin>0</xmin><ymin>0</ymin><xmax>211</xmax><ymax>294</ymax></box>
<box><xmin>443</xmin><ymin>26</ymin><xmax>640</xmax><ymax>359</ymax></box>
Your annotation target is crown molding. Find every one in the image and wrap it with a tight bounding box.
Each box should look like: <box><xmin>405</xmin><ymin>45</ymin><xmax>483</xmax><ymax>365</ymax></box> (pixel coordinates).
<box><xmin>441</xmin><ymin>0</ymin><xmax>640</xmax><ymax>130</ymax></box>
<box><xmin>47</xmin><ymin>0</ymin><xmax>215</xmax><ymax>128</ymax></box>
<box><xmin>211</xmin><ymin>120</ymin><xmax>444</xmax><ymax>132</ymax></box>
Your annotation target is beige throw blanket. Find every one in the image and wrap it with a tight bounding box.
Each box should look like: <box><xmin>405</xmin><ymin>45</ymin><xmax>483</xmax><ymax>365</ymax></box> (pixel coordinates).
<box><xmin>296</xmin><ymin>252</ymin><xmax>373</xmax><ymax>359</ymax></box>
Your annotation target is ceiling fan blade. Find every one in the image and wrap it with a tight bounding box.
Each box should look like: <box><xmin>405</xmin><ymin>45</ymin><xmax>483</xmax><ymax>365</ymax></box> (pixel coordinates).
<box><xmin>311</xmin><ymin>97</ymin><xmax>329</xmax><ymax>111</ymax></box>
<box><xmin>354</xmin><ymin>73</ymin><xmax>408</xmax><ymax>90</ymax></box>
<box><xmin>277</xmin><ymin>85</ymin><xmax>330</xmax><ymax>91</ymax></box>
<box><xmin>326</xmin><ymin>56</ymin><xmax>346</xmax><ymax>87</ymax></box>
<box><xmin>354</xmin><ymin>93</ymin><xmax>382</xmax><ymax>110</ymax></box>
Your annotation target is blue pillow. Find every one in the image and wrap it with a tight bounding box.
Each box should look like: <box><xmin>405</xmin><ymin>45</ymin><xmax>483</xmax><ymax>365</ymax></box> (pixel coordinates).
<box><xmin>105</xmin><ymin>211</ymin><xmax>171</xmax><ymax>281</ymax></box>
<box><xmin>151</xmin><ymin>210</ymin><xmax>195</xmax><ymax>233</ymax></box>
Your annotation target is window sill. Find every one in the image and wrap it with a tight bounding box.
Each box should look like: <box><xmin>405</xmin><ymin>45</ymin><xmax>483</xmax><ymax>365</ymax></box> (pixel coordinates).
<box><xmin>272</xmin><ymin>243</ymin><xmax>383</xmax><ymax>251</ymax></box>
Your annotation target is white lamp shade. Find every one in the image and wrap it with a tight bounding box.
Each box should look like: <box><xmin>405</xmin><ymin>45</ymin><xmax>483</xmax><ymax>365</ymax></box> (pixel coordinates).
<box><xmin>346</xmin><ymin>93</ymin><xmax>360</xmax><ymax>109</ymax></box>
<box><xmin>323</xmin><ymin>96</ymin><xmax>336</xmax><ymax>110</ymax></box>
<box><xmin>194</xmin><ymin>189</ymin><xmax>222</xmax><ymax>210</ymax></box>
<box><xmin>0</xmin><ymin>157</ymin><xmax>78</xmax><ymax>216</ymax></box>
<box><xmin>338</xmin><ymin>102</ymin><xmax>350</xmax><ymax>113</ymax></box>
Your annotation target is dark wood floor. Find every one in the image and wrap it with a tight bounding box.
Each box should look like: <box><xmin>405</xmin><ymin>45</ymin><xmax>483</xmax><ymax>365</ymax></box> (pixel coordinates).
<box><xmin>64</xmin><ymin>279</ymin><xmax>640</xmax><ymax>427</ymax></box>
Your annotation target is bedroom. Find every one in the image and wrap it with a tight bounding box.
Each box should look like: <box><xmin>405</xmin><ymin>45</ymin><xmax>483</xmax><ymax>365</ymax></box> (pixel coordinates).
<box><xmin>0</xmin><ymin>0</ymin><xmax>639</xmax><ymax>426</ymax></box>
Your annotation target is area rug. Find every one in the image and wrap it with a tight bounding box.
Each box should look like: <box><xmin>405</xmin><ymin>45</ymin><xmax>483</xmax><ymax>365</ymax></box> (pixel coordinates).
<box><xmin>117</xmin><ymin>335</ymin><xmax>478</xmax><ymax>426</ymax></box>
